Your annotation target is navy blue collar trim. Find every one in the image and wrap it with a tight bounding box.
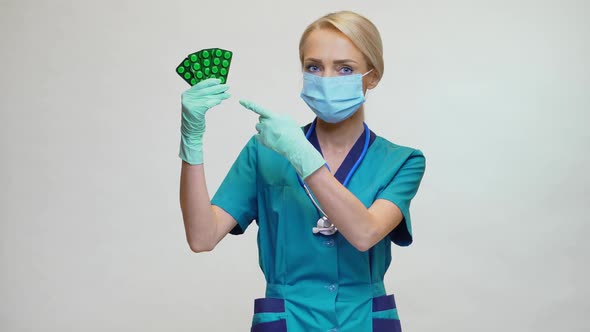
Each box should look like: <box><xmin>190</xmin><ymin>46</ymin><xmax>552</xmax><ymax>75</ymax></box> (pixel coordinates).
<box><xmin>303</xmin><ymin>119</ymin><xmax>376</xmax><ymax>185</ymax></box>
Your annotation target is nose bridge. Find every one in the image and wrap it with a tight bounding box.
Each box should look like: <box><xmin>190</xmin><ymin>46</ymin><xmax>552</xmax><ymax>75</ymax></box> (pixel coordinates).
<box><xmin>322</xmin><ymin>68</ymin><xmax>339</xmax><ymax>78</ymax></box>
<box><xmin>323</xmin><ymin>68</ymin><xmax>338</xmax><ymax>77</ymax></box>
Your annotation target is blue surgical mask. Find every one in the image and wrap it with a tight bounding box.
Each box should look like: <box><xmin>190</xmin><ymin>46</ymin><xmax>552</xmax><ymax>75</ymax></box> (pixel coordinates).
<box><xmin>300</xmin><ymin>69</ymin><xmax>373</xmax><ymax>123</ymax></box>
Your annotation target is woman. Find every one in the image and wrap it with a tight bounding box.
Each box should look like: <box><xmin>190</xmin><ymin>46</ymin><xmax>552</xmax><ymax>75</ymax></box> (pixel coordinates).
<box><xmin>179</xmin><ymin>10</ymin><xmax>426</xmax><ymax>332</ymax></box>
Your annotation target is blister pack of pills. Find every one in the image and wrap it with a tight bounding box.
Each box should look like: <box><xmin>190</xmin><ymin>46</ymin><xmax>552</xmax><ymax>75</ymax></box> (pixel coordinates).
<box><xmin>176</xmin><ymin>48</ymin><xmax>233</xmax><ymax>85</ymax></box>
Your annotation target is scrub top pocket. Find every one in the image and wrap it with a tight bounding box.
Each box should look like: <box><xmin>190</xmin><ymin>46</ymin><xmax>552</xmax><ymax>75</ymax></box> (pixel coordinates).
<box><xmin>251</xmin><ymin>298</ymin><xmax>288</xmax><ymax>332</ymax></box>
<box><xmin>372</xmin><ymin>294</ymin><xmax>402</xmax><ymax>332</ymax></box>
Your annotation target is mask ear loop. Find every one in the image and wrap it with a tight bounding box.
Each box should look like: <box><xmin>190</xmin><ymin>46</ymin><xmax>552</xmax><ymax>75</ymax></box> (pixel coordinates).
<box><xmin>362</xmin><ymin>69</ymin><xmax>374</xmax><ymax>97</ymax></box>
<box><xmin>362</xmin><ymin>68</ymin><xmax>374</xmax><ymax>77</ymax></box>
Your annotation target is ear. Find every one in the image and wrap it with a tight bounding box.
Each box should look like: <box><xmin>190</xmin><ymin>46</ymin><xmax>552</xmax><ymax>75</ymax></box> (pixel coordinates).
<box><xmin>364</xmin><ymin>70</ymin><xmax>380</xmax><ymax>90</ymax></box>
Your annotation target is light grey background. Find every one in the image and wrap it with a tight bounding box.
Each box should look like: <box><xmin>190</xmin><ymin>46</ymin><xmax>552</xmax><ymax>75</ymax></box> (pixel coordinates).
<box><xmin>1</xmin><ymin>0</ymin><xmax>588</xmax><ymax>331</ymax></box>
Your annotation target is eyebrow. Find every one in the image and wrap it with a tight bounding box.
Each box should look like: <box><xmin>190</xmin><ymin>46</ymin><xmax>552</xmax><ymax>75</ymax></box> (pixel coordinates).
<box><xmin>304</xmin><ymin>58</ymin><xmax>358</xmax><ymax>64</ymax></box>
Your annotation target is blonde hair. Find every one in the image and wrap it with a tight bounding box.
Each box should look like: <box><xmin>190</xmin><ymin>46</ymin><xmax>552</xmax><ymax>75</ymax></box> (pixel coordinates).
<box><xmin>299</xmin><ymin>11</ymin><xmax>384</xmax><ymax>79</ymax></box>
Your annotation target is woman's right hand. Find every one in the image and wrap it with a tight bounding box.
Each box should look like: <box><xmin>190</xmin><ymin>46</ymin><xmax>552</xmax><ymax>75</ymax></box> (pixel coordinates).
<box><xmin>179</xmin><ymin>78</ymin><xmax>230</xmax><ymax>165</ymax></box>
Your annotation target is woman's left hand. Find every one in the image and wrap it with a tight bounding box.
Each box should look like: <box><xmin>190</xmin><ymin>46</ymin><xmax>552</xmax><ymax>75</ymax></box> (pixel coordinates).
<box><xmin>239</xmin><ymin>99</ymin><xmax>326</xmax><ymax>179</ymax></box>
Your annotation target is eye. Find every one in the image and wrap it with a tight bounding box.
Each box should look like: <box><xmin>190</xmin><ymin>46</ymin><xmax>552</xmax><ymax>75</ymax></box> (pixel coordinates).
<box><xmin>339</xmin><ymin>66</ymin><xmax>353</xmax><ymax>75</ymax></box>
<box><xmin>306</xmin><ymin>64</ymin><xmax>321</xmax><ymax>73</ymax></box>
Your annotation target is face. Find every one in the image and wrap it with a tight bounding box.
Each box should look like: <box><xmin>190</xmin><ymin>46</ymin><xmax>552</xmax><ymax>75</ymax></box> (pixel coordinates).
<box><xmin>301</xmin><ymin>28</ymin><xmax>378</xmax><ymax>91</ymax></box>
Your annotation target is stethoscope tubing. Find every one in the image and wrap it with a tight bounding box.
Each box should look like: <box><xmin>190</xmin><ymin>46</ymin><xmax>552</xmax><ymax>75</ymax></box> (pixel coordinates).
<box><xmin>297</xmin><ymin>119</ymin><xmax>371</xmax><ymax>235</ymax></box>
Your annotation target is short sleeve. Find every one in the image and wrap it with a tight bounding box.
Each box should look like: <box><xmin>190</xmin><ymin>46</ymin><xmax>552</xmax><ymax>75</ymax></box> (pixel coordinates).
<box><xmin>376</xmin><ymin>149</ymin><xmax>426</xmax><ymax>246</ymax></box>
<box><xmin>211</xmin><ymin>136</ymin><xmax>258</xmax><ymax>235</ymax></box>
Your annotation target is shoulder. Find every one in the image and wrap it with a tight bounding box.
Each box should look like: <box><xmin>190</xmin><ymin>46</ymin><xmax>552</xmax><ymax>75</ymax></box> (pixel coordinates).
<box><xmin>364</xmin><ymin>134</ymin><xmax>426</xmax><ymax>182</ymax></box>
<box><xmin>371</xmin><ymin>135</ymin><xmax>425</xmax><ymax>162</ymax></box>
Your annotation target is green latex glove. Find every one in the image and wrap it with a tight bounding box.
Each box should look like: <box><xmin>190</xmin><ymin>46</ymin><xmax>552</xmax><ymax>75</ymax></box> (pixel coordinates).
<box><xmin>179</xmin><ymin>78</ymin><xmax>230</xmax><ymax>164</ymax></box>
<box><xmin>239</xmin><ymin>100</ymin><xmax>326</xmax><ymax>179</ymax></box>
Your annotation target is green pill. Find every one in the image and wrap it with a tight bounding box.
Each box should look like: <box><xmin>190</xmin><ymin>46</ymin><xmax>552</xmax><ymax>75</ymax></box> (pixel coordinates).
<box><xmin>204</xmin><ymin>68</ymin><xmax>210</xmax><ymax>75</ymax></box>
<box><xmin>203</xmin><ymin>59</ymin><xmax>210</xmax><ymax>67</ymax></box>
<box><xmin>196</xmin><ymin>71</ymin><xmax>203</xmax><ymax>79</ymax></box>
<box><xmin>192</xmin><ymin>63</ymin><xmax>201</xmax><ymax>71</ymax></box>
<box><xmin>177</xmin><ymin>66</ymin><xmax>185</xmax><ymax>74</ymax></box>
<box><xmin>220</xmin><ymin>68</ymin><xmax>227</xmax><ymax>76</ymax></box>
<box><xmin>184</xmin><ymin>72</ymin><xmax>191</xmax><ymax>80</ymax></box>
<box><xmin>219</xmin><ymin>77</ymin><xmax>225</xmax><ymax>84</ymax></box>
<box><xmin>202</xmin><ymin>50</ymin><xmax>210</xmax><ymax>58</ymax></box>
<box><xmin>222</xmin><ymin>60</ymin><xmax>229</xmax><ymax>68</ymax></box>
<box><xmin>190</xmin><ymin>54</ymin><xmax>198</xmax><ymax>62</ymax></box>
<box><xmin>211</xmin><ymin>66</ymin><xmax>219</xmax><ymax>74</ymax></box>
<box><xmin>223</xmin><ymin>51</ymin><xmax>231</xmax><ymax>59</ymax></box>
<box><xmin>183</xmin><ymin>59</ymin><xmax>190</xmax><ymax>67</ymax></box>
<box><xmin>215</xmin><ymin>49</ymin><xmax>222</xmax><ymax>57</ymax></box>
<box><xmin>190</xmin><ymin>78</ymin><xmax>197</xmax><ymax>85</ymax></box>
<box><xmin>213</xmin><ymin>58</ymin><xmax>220</xmax><ymax>66</ymax></box>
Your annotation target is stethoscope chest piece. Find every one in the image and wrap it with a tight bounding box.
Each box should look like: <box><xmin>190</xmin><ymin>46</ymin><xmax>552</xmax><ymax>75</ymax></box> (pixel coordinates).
<box><xmin>312</xmin><ymin>216</ymin><xmax>338</xmax><ymax>236</ymax></box>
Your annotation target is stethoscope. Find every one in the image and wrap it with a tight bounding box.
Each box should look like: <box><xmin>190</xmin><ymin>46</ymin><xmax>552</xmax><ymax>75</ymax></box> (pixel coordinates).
<box><xmin>297</xmin><ymin>120</ymin><xmax>371</xmax><ymax>236</ymax></box>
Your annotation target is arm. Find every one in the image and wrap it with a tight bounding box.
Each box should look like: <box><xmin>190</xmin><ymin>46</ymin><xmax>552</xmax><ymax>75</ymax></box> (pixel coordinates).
<box><xmin>305</xmin><ymin>167</ymin><xmax>403</xmax><ymax>252</ymax></box>
<box><xmin>179</xmin><ymin>162</ymin><xmax>237</xmax><ymax>253</ymax></box>
<box><xmin>177</xmin><ymin>78</ymin><xmax>237</xmax><ymax>253</ymax></box>
<box><xmin>307</xmin><ymin>149</ymin><xmax>426</xmax><ymax>250</ymax></box>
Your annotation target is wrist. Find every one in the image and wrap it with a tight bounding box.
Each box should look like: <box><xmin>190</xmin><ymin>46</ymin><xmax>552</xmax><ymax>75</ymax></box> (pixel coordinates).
<box><xmin>291</xmin><ymin>143</ymin><xmax>326</xmax><ymax>180</ymax></box>
<box><xmin>179</xmin><ymin>138</ymin><xmax>204</xmax><ymax>165</ymax></box>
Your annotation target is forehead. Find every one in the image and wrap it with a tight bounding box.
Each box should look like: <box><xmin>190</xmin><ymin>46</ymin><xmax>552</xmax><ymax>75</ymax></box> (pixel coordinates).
<box><xmin>302</xmin><ymin>28</ymin><xmax>365</xmax><ymax>62</ymax></box>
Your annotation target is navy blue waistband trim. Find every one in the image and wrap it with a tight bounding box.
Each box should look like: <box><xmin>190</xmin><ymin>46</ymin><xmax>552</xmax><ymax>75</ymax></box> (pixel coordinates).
<box><xmin>372</xmin><ymin>294</ymin><xmax>397</xmax><ymax>312</ymax></box>
<box><xmin>254</xmin><ymin>298</ymin><xmax>285</xmax><ymax>314</ymax></box>
<box><xmin>255</xmin><ymin>294</ymin><xmax>394</xmax><ymax>313</ymax></box>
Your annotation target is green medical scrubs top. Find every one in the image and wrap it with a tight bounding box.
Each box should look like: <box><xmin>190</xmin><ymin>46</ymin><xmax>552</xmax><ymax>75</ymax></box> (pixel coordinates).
<box><xmin>211</xmin><ymin>121</ymin><xmax>426</xmax><ymax>332</ymax></box>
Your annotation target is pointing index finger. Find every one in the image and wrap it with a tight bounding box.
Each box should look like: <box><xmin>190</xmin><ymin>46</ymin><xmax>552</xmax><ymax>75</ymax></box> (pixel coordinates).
<box><xmin>239</xmin><ymin>99</ymin><xmax>272</xmax><ymax>118</ymax></box>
